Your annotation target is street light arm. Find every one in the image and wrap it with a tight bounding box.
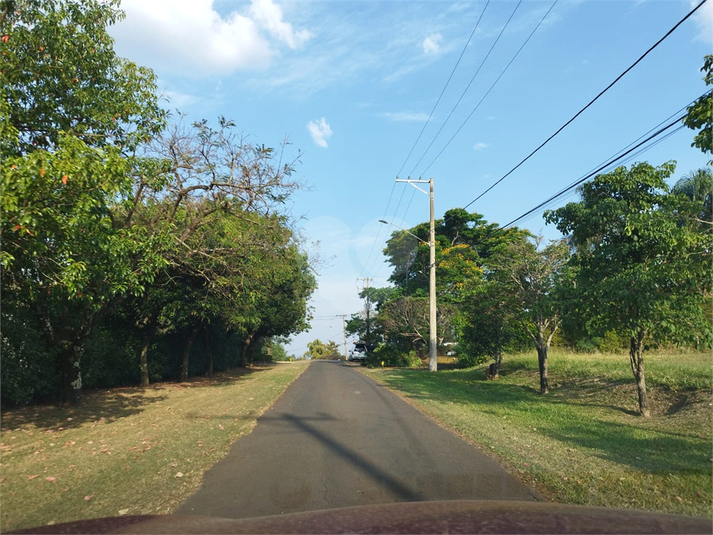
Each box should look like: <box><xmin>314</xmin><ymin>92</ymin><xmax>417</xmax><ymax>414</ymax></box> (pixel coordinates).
<box><xmin>379</xmin><ymin>220</ymin><xmax>428</xmax><ymax>244</ymax></box>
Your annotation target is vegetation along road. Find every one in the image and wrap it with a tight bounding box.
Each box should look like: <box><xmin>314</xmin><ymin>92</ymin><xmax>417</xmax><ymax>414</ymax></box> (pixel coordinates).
<box><xmin>177</xmin><ymin>360</ymin><xmax>540</xmax><ymax>519</ymax></box>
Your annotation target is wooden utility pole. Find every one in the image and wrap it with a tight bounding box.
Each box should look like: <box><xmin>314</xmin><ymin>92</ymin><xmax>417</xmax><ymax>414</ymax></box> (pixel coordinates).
<box><xmin>394</xmin><ymin>177</ymin><xmax>437</xmax><ymax>372</ymax></box>
<box><xmin>357</xmin><ymin>277</ymin><xmax>371</xmax><ymax>345</ymax></box>
<box><xmin>339</xmin><ymin>314</ymin><xmax>348</xmax><ymax>360</ymax></box>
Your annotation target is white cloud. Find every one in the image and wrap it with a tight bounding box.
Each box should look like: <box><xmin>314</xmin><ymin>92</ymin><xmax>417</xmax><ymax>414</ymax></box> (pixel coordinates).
<box><xmin>307</xmin><ymin>118</ymin><xmax>333</xmax><ymax>148</ymax></box>
<box><xmin>473</xmin><ymin>142</ymin><xmax>489</xmax><ymax>151</ymax></box>
<box><xmin>422</xmin><ymin>33</ymin><xmax>443</xmax><ymax>54</ymax></box>
<box><xmin>692</xmin><ymin>0</ymin><xmax>713</xmax><ymax>44</ymax></box>
<box><xmin>250</xmin><ymin>0</ymin><xmax>312</xmax><ymax>49</ymax></box>
<box><xmin>381</xmin><ymin>111</ymin><xmax>430</xmax><ymax>122</ymax></box>
<box><xmin>109</xmin><ymin>0</ymin><xmax>311</xmax><ymax>75</ymax></box>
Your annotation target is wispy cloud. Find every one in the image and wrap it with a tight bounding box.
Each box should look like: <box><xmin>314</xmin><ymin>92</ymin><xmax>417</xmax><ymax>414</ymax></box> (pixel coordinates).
<box><xmin>473</xmin><ymin>142</ymin><xmax>489</xmax><ymax>151</ymax></box>
<box><xmin>381</xmin><ymin>111</ymin><xmax>430</xmax><ymax>123</ymax></box>
<box><xmin>307</xmin><ymin>118</ymin><xmax>333</xmax><ymax>148</ymax></box>
<box><xmin>161</xmin><ymin>89</ymin><xmax>201</xmax><ymax>108</ymax></box>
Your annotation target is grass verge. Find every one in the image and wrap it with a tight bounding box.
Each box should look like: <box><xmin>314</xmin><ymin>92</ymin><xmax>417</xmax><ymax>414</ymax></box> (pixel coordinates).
<box><xmin>0</xmin><ymin>361</ymin><xmax>310</xmax><ymax>532</ymax></box>
<box><xmin>361</xmin><ymin>350</ymin><xmax>712</xmax><ymax>518</ymax></box>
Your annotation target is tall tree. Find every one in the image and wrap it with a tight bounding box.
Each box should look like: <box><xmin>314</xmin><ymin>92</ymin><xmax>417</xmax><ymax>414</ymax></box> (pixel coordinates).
<box><xmin>1</xmin><ymin>0</ymin><xmax>166</xmax><ymax>404</ymax></box>
<box><xmin>545</xmin><ymin>162</ymin><xmax>711</xmax><ymax>416</ymax></box>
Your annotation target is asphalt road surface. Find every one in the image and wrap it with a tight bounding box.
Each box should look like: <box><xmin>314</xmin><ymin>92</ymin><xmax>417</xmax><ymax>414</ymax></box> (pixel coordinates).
<box><xmin>177</xmin><ymin>360</ymin><xmax>541</xmax><ymax>519</ymax></box>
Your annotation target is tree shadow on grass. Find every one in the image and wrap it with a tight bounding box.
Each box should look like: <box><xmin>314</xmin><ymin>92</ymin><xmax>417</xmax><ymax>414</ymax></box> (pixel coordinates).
<box><xmin>536</xmin><ymin>417</ymin><xmax>712</xmax><ymax>474</ymax></box>
<box><xmin>1</xmin><ymin>389</ymin><xmax>169</xmax><ymax>431</ymax></box>
<box><xmin>375</xmin><ymin>369</ymin><xmax>711</xmax><ymax>475</ymax></box>
<box><xmin>0</xmin><ymin>367</ymin><xmax>274</xmax><ymax>431</ymax></box>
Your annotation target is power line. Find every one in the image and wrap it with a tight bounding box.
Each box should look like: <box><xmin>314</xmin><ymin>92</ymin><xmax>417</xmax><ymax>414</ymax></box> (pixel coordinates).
<box><xmin>395</xmin><ymin>0</ymin><xmax>492</xmax><ymax>179</ymax></box>
<box><xmin>419</xmin><ymin>0</ymin><xmax>558</xmax><ymax>177</ymax></box>
<box><xmin>523</xmin><ymin>94</ymin><xmax>701</xmax><ymax>218</ymax></box>
<box><xmin>462</xmin><ymin>0</ymin><xmax>708</xmax><ymax>211</ymax></box>
<box><xmin>407</xmin><ymin>0</ymin><xmax>524</xmax><ymax>178</ymax></box>
<box><xmin>364</xmin><ymin>2</ymin><xmax>494</xmax><ymax>278</ymax></box>
<box><xmin>500</xmin><ymin>111</ymin><xmax>690</xmax><ymax>229</ymax></box>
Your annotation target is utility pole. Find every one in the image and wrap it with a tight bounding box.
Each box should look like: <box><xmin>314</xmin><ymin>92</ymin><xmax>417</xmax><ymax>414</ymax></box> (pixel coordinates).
<box><xmin>428</xmin><ymin>178</ymin><xmax>437</xmax><ymax>373</ymax></box>
<box><xmin>357</xmin><ymin>277</ymin><xmax>371</xmax><ymax>345</ymax></box>
<box><xmin>339</xmin><ymin>314</ymin><xmax>348</xmax><ymax>360</ymax></box>
<box><xmin>394</xmin><ymin>177</ymin><xmax>437</xmax><ymax>372</ymax></box>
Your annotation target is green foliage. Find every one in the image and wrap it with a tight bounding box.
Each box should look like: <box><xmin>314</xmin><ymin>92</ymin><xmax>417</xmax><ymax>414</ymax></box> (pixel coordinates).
<box><xmin>0</xmin><ymin>0</ymin><xmax>166</xmax><ymax>155</ymax></box>
<box><xmin>683</xmin><ymin>55</ymin><xmax>712</xmax><ymax>163</ymax></box>
<box><xmin>0</xmin><ymin>1</ymin><xmax>314</xmax><ymax>402</ymax></box>
<box><xmin>546</xmin><ymin>161</ymin><xmax>712</xmax><ymax>415</ymax></box>
<box><xmin>269</xmin><ymin>341</ymin><xmax>289</xmax><ymax>361</ymax></box>
<box><xmin>545</xmin><ymin>162</ymin><xmax>711</xmax><ymax>346</ymax></box>
<box><xmin>304</xmin><ymin>339</ymin><xmax>341</xmax><ymax>360</ymax></box>
<box><xmin>366</xmin><ymin>345</ymin><xmax>421</xmax><ymax>368</ymax></box>
<box><xmin>0</xmin><ymin>300</ymin><xmax>59</xmax><ymax>406</ymax></box>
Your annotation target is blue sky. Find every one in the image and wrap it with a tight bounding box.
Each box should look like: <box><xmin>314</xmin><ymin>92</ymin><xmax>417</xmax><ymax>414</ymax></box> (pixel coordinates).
<box><xmin>109</xmin><ymin>0</ymin><xmax>712</xmax><ymax>357</ymax></box>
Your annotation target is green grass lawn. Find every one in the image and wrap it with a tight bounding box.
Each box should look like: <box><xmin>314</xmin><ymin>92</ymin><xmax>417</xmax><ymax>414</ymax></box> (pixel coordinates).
<box><xmin>0</xmin><ymin>361</ymin><xmax>310</xmax><ymax>532</ymax></box>
<box><xmin>361</xmin><ymin>350</ymin><xmax>713</xmax><ymax>518</ymax></box>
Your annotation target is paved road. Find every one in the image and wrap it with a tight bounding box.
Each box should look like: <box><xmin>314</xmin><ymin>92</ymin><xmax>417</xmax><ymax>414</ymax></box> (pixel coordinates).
<box><xmin>177</xmin><ymin>360</ymin><xmax>540</xmax><ymax>519</ymax></box>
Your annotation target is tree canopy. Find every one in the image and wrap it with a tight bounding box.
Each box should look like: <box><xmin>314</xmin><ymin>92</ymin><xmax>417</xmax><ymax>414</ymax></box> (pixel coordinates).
<box><xmin>545</xmin><ymin>161</ymin><xmax>711</xmax><ymax>416</ymax></box>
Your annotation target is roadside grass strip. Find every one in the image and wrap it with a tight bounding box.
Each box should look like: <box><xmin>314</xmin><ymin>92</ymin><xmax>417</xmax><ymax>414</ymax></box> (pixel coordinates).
<box><xmin>362</xmin><ymin>351</ymin><xmax>712</xmax><ymax>519</ymax></box>
<box><xmin>0</xmin><ymin>361</ymin><xmax>310</xmax><ymax>532</ymax></box>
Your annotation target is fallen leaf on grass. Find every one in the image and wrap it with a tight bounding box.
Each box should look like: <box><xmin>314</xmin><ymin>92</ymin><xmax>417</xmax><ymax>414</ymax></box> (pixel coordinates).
<box><xmin>175</xmin><ymin>472</ymin><xmax>184</xmax><ymax>478</ymax></box>
<box><xmin>28</xmin><ymin>475</ymin><xmax>40</xmax><ymax>480</ymax></box>
<box><xmin>118</xmin><ymin>509</ymin><xmax>129</xmax><ymax>516</ymax></box>
<box><xmin>218</xmin><ymin>424</ymin><xmax>224</xmax><ymax>430</ymax></box>
<box><xmin>84</xmin><ymin>495</ymin><xmax>93</xmax><ymax>501</ymax></box>
<box><xmin>45</xmin><ymin>476</ymin><xmax>56</xmax><ymax>482</ymax></box>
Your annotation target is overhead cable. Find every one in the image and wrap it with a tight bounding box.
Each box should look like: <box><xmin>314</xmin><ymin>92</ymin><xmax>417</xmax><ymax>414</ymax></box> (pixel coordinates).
<box><xmin>500</xmin><ymin>111</ymin><xmax>690</xmax><ymax>229</ymax></box>
<box><xmin>407</xmin><ymin>0</ymin><xmax>524</xmax><ymax>177</ymax></box>
<box><xmin>395</xmin><ymin>0</ymin><xmax>492</xmax><ymax>179</ymax></box>
<box><xmin>419</xmin><ymin>0</ymin><xmax>558</xmax><ymax>176</ymax></box>
<box><xmin>462</xmin><ymin>0</ymin><xmax>709</xmax><ymax>211</ymax></box>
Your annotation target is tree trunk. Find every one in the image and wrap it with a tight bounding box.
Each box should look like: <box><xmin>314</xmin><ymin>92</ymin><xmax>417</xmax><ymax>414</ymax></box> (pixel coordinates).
<box><xmin>59</xmin><ymin>344</ymin><xmax>83</xmax><ymax>405</ymax></box>
<box><xmin>139</xmin><ymin>323</ymin><xmax>154</xmax><ymax>387</ymax></box>
<box><xmin>536</xmin><ymin>344</ymin><xmax>549</xmax><ymax>394</ymax></box>
<box><xmin>180</xmin><ymin>326</ymin><xmax>199</xmax><ymax>382</ymax></box>
<box><xmin>240</xmin><ymin>333</ymin><xmax>254</xmax><ymax>368</ymax></box>
<box><xmin>40</xmin><ymin>304</ymin><xmax>95</xmax><ymax>406</ymax></box>
<box><xmin>629</xmin><ymin>330</ymin><xmax>650</xmax><ymax>417</ymax></box>
<box><xmin>204</xmin><ymin>327</ymin><xmax>213</xmax><ymax>378</ymax></box>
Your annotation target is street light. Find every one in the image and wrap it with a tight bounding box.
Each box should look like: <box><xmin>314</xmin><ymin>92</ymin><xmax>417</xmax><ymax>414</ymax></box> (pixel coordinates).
<box><xmin>378</xmin><ymin>220</ymin><xmax>425</xmax><ymax>243</ymax></box>
<box><xmin>380</xmin><ymin>176</ymin><xmax>437</xmax><ymax>372</ymax></box>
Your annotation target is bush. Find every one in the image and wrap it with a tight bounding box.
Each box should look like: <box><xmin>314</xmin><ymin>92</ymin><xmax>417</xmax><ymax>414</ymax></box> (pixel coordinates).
<box><xmin>598</xmin><ymin>329</ymin><xmax>628</xmax><ymax>353</ymax></box>
<box><xmin>366</xmin><ymin>345</ymin><xmax>421</xmax><ymax>368</ymax></box>
<box><xmin>456</xmin><ymin>352</ymin><xmax>488</xmax><ymax>368</ymax></box>
<box><xmin>0</xmin><ymin>302</ymin><xmax>59</xmax><ymax>406</ymax></box>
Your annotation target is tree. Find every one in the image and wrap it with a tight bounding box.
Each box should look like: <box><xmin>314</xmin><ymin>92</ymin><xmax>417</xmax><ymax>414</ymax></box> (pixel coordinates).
<box><xmin>346</xmin><ymin>286</ymin><xmax>399</xmax><ymax>347</ymax></box>
<box><xmin>457</xmin><ymin>258</ymin><xmax>522</xmax><ymax>374</ymax></box>
<box><xmin>490</xmin><ymin>237</ymin><xmax>569</xmax><ymax>393</ymax></box>
<box><xmin>545</xmin><ymin>162</ymin><xmax>711</xmax><ymax>416</ymax></box>
<box><xmin>304</xmin><ymin>339</ymin><xmax>341</xmax><ymax>360</ymax></box>
<box><xmin>1</xmin><ymin>0</ymin><xmax>166</xmax><ymax>404</ymax></box>
<box><xmin>683</xmin><ymin>55</ymin><xmax>712</xmax><ymax>164</ymax></box>
<box><xmin>672</xmin><ymin>168</ymin><xmax>712</xmax><ymax>227</ymax></box>
<box><xmin>1</xmin><ymin>136</ymin><xmax>164</xmax><ymax>403</ymax></box>
<box><xmin>377</xmin><ymin>296</ymin><xmax>456</xmax><ymax>353</ymax></box>
<box><xmin>0</xmin><ymin>0</ymin><xmax>165</xmax><ymax>156</ymax></box>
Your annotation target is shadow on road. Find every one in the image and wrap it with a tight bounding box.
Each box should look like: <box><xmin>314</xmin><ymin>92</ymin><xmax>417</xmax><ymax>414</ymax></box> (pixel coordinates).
<box><xmin>261</xmin><ymin>412</ymin><xmax>423</xmax><ymax>502</ymax></box>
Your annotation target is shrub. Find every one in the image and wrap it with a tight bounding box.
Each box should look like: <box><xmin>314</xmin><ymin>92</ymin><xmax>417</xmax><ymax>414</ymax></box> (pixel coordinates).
<box><xmin>366</xmin><ymin>345</ymin><xmax>421</xmax><ymax>368</ymax></box>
